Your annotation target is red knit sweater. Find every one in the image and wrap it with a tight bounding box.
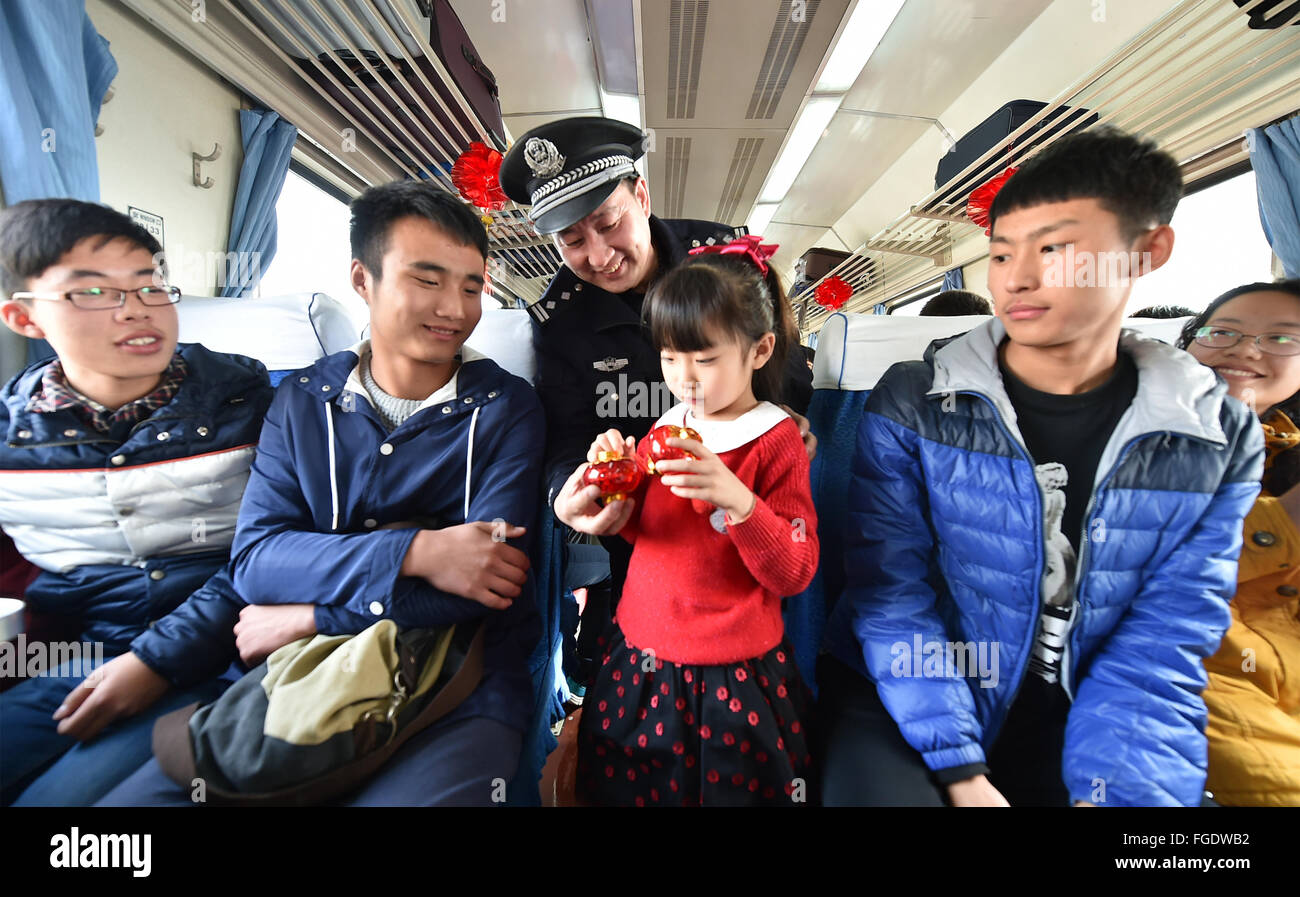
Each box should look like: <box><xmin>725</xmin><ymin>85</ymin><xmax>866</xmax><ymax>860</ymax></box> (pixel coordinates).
<box><xmin>615</xmin><ymin>406</ymin><xmax>819</xmax><ymax>665</ymax></box>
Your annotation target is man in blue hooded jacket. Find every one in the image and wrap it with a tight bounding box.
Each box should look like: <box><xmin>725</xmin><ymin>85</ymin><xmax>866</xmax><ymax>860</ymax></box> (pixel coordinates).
<box><xmin>102</xmin><ymin>180</ymin><xmax>544</xmax><ymax>807</ymax></box>
<box><xmin>819</xmin><ymin>129</ymin><xmax>1264</xmax><ymax>807</ymax></box>
<box><xmin>0</xmin><ymin>199</ymin><xmax>273</xmax><ymax>806</ymax></box>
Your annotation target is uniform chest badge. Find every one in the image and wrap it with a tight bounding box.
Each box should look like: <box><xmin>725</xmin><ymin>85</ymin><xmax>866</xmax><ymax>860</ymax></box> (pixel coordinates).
<box><xmin>593</xmin><ymin>357</ymin><xmax>629</xmax><ymax>372</ymax></box>
<box><xmin>524</xmin><ymin>137</ymin><xmax>565</xmax><ymax>178</ymax></box>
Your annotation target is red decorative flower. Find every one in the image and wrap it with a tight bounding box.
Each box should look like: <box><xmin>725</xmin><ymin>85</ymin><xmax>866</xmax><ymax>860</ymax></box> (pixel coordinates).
<box><xmin>814</xmin><ymin>275</ymin><xmax>851</xmax><ymax>310</ymax></box>
<box><xmin>700</xmin><ymin>725</ymin><xmax>712</xmax><ymax>739</ymax></box>
<box><xmin>728</xmin><ymin>697</ymin><xmax>742</xmax><ymax>713</ymax></box>
<box><xmin>734</xmin><ymin>668</ymin><xmax>748</xmax><ymax>682</ymax></box>
<box><xmin>966</xmin><ymin>167</ymin><xmax>1019</xmax><ymax>235</ymax></box>
<box><xmin>707</xmin><ymin>770</ymin><xmax>720</xmax><ymax>784</ymax></box>
<box><xmin>747</xmin><ymin>711</ymin><xmax>759</xmax><ymax>726</ymax></box>
<box><xmin>637</xmin><ymin>734</ymin><xmax>648</xmax><ymax>747</ymax></box>
<box><xmin>450</xmin><ymin>141</ymin><xmax>507</xmax><ymax>211</ymax></box>
<box><xmin>723</xmin><ymin>732</ymin><xmax>735</xmax><ymax>746</ymax></box>
<box><xmin>655</xmin><ymin>722</ymin><xmax>665</xmax><ymax>736</ymax></box>
<box><xmin>716</xmin><ymin>686</ymin><xmax>729</xmax><ymax>702</ymax></box>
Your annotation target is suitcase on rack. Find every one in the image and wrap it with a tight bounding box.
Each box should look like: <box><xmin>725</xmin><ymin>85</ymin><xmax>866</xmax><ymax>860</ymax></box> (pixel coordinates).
<box><xmin>1231</xmin><ymin>0</ymin><xmax>1300</xmax><ymax>29</ymax></box>
<box><xmin>933</xmin><ymin>99</ymin><xmax>1096</xmax><ymax>196</ymax></box>
<box><xmin>238</xmin><ymin>0</ymin><xmax>505</xmax><ymax>160</ymax></box>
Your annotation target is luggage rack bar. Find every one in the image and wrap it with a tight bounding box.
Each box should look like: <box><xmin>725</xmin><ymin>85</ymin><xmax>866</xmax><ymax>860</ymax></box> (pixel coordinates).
<box><xmin>797</xmin><ymin>0</ymin><xmax>1300</xmax><ymax>337</ymax></box>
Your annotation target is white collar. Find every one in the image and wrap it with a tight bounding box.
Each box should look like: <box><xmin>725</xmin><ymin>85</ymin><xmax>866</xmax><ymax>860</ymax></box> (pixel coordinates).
<box><xmin>341</xmin><ymin>339</ymin><xmax>478</xmax><ymax>411</ymax></box>
<box><xmin>653</xmin><ymin>401</ymin><xmax>789</xmax><ymax>454</ymax></box>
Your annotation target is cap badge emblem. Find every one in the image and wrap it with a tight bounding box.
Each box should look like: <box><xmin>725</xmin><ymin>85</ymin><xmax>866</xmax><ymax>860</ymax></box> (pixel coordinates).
<box><xmin>524</xmin><ymin>137</ymin><xmax>566</xmax><ymax>178</ymax></box>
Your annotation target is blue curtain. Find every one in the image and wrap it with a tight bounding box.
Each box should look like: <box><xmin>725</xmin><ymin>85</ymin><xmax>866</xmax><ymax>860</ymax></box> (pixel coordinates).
<box><xmin>219</xmin><ymin>109</ymin><xmax>297</xmax><ymax>297</ymax></box>
<box><xmin>0</xmin><ymin>0</ymin><xmax>116</xmax><ymax>204</ymax></box>
<box><xmin>1249</xmin><ymin>117</ymin><xmax>1300</xmax><ymax>278</ymax></box>
<box><xmin>942</xmin><ymin>267</ymin><xmax>966</xmax><ymax>291</ymax></box>
<box><xmin>0</xmin><ymin>0</ymin><xmax>117</xmax><ymax>364</ymax></box>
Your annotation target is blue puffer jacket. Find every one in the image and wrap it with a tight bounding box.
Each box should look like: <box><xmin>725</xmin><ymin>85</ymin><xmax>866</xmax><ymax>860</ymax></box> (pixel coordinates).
<box><xmin>825</xmin><ymin>319</ymin><xmax>1264</xmax><ymax>806</ymax></box>
<box><xmin>230</xmin><ymin>343</ymin><xmax>545</xmax><ymax>732</ymax></box>
<box><xmin>0</xmin><ymin>344</ymin><xmax>272</xmax><ymax>687</ymax></box>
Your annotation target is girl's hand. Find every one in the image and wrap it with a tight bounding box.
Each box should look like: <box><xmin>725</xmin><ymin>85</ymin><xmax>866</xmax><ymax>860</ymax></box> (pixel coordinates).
<box><xmin>655</xmin><ymin>438</ymin><xmax>756</xmax><ymax>522</ymax></box>
<box><xmin>587</xmin><ymin>429</ymin><xmax>636</xmax><ymax>462</ymax></box>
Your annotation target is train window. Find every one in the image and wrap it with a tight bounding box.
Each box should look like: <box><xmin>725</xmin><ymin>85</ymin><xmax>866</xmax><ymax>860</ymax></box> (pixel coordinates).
<box><xmin>1126</xmin><ymin>169</ymin><xmax>1277</xmax><ymax>314</ymax></box>
<box><xmin>256</xmin><ymin>168</ymin><xmax>365</xmax><ymax>321</ymax></box>
<box><xmin>886</xmin><ymin>277</ymin><xmax>944</xmax><ymax>316</ymax></box>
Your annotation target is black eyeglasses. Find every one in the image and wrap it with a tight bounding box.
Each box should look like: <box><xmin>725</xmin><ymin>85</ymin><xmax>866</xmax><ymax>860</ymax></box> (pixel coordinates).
<box><xmin>9</xmin><ymin>286</ymin><xmax>182</xmax><ymax>310</ymax></box>
<box><xmin>1193</xmin><ymin>326</ymin><xmax>1300</xmax><ymax>357</ymax></box>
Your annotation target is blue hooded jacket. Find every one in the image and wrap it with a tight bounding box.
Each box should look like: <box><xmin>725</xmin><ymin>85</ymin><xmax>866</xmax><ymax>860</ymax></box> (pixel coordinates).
<box><xmin>824</xmin><ymin>319</ymin><xmax>1264</xmax><ymax>806</ymax></box>
<box><xmin>230</xmin><ymin>344</ymin><xmax>545</xmax><ymax>732</ymax></box>
<box><xmin>0</xmin><ymin>343</ymin><xmax>272</xmax><ymax>687</ymax></box>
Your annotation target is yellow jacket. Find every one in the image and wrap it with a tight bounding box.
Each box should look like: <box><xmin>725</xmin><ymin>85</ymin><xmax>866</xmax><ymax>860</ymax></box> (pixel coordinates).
<box><xmin>1204</xmin><ymin>410</ymin><xmax>1300</xmax><ymax>806</ymax></box>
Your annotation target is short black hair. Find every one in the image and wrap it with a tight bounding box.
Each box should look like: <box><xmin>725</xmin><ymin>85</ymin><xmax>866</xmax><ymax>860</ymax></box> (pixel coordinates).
<box><xmin>0</xmin><ymin>198</ymin><xmax>163</xmax><ymax>296</ymax></box>
<box><xmin>919</xmin><ymin>289</ymin><xmax>993</xmax><ymax>316</ymax></box>
<box><xmin>989</xmin><ymin>127</ymin><xmax>1183</xmax><ymax>241</ymax></box>
<box><xmin>1130</xmin><ymin>304</ymin><xmax>1196</xmax><ymax>319</ymax></box>
<box><xmin>349</xmin><ymin>180</ymin><xmax>488</xmax><ymax>280</ymax></box>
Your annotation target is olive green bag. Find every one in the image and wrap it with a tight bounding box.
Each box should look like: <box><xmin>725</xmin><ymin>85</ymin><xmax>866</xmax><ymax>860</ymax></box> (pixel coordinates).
<box><xmin>153</xmin><ymin>620</ymin><xmax>483</xmax><ymax>806</ymax></box>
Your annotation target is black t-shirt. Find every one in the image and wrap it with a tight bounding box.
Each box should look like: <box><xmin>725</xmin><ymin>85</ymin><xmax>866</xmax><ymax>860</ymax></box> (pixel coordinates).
<box><xmin>998</xmin><ymin>348</ymin><xmax>1138</xmax><ymax>552</ymax></box>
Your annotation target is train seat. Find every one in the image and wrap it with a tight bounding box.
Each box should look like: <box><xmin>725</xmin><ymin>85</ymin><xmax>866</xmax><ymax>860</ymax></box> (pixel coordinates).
<box><xmin>177</xmin><ymin>291</ymin><xmax>363</xmax><ymax>384</ymax></box>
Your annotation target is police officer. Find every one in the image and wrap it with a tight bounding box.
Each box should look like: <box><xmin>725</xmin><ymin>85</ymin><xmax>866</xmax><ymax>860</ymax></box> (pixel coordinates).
<box><xmin>501</xmin><ymin>117</ymin><xmax>815</xmax><ymax>610</ymax></box>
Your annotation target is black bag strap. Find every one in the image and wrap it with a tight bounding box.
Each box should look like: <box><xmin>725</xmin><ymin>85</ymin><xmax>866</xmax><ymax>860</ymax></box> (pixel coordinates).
<box><xmin>153</xmin><ymin>623</ymin><xmax>486</xmax><ymax>806</ymax></box>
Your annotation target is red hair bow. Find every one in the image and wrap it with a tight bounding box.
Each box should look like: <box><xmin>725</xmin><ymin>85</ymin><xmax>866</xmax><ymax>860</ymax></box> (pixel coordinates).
<box><xmin>966</xmin><ymin>167</ymin><xmax>1018</xmax><ymax>235</ymax></box>
<box><xmin>687</xmin><ymin>234</ymin><xmax>779</xmax><ymax>276</ymax></box>
<box><xmin>451</xmin><ymin>142</ymin><xmax>508</xmax><ymax>211</ymax></box>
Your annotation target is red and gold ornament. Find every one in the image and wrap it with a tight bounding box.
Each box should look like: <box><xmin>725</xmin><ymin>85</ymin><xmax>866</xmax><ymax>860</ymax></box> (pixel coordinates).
<box><xmin>637</xmin><ymin>424</ymin><xmax>703</xmax><ymax>475</ymax></box>
<box><xmin>582</xmin><ymin>450</ymin><xmax>644</xmax><ymax>503</ymax></box>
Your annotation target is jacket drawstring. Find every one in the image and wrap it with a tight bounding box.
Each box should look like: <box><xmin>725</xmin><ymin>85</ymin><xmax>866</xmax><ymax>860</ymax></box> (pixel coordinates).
<box><xmin>325</xmin><ymin>401</ymin><xmax>340</xmax><ymax>532</ymax></box>
<box><xmin>464</xmin><ymin>405</ymin><xmax>480</xmax><ymax>519</ymax></box>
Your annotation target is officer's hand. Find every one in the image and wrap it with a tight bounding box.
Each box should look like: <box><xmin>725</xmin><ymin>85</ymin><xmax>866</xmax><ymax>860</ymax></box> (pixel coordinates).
<box><xmin>554</xmin><ymin>463</ymin><xmax>636</xmax><ymax>536</ymax></box>
<box><xmin>53</xmin><ymin>652</ymin><xmax>170</xmax><ymax>742</ymax></box>
<box><xmin>779</xmin><ymin>404</ymin><xmax>818</xmax><ymax>462</ymax></box>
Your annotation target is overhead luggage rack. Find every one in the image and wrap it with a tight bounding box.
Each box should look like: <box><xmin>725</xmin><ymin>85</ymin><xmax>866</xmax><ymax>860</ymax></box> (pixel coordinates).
<box><xmin>121</xmin><ymin>0</ymin><xmax>561</xmax><ymax>307</ymax></box>
<box><xmin>797</xmin><ymin>0</ymin><xmax>1300</xmax><ymax>337</ymax></box>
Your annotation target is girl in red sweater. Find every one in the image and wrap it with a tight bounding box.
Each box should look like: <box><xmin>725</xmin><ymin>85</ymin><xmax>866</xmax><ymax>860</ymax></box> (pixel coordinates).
<box><xmin>562</xmin><ymin>240</ymin><xmax>819</xmax><ymax>806</ymax></box>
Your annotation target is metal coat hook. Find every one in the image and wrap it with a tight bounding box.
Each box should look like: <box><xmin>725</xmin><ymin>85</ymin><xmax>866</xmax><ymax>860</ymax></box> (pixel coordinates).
<box><xmin>193</xmin><ymin>143</ymin><xmax>221</xmax><ymax>189</ymax></box>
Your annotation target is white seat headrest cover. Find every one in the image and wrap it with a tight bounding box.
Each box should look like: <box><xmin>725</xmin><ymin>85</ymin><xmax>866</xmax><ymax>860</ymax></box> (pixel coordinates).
<box><xmin>812</xmin><ymin>312</ymin><xmax>1193</xmax><ymax>391</ymax></box>
<box><xmin>463</xmin><ymin>303</ymin><xmax>537</xmax><ymax>385</ymax></box>
<box><xmin>177</xmin><ymin>292</ymin><xmax>363</xmax><ymax>370</ymax></box>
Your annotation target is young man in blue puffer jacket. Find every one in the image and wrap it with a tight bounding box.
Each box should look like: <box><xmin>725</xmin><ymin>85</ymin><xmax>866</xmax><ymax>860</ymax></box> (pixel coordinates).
<box><xmin>0</xmin><ymin>199</ymin><xmax>273</xmax><ymax>805</ymax></box>
<box><xmin>820</xmin><ymin>128</ymin><xmax>1264</xmax><ymax>807</ymax></box>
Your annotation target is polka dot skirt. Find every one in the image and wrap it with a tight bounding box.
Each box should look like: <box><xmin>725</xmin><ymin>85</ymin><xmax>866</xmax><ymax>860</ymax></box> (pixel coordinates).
<box><xmin>576</xmin><ymin>624</ymin><xmax>814</xmax><ymax>807</ymax></box>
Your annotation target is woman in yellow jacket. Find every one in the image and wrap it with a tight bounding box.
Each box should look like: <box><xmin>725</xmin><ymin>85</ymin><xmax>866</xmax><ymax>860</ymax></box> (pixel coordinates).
<box><xmin>1183</xmin><ymin>280</ymin><xmax>1300</xmax><ymax>807</ymax></box>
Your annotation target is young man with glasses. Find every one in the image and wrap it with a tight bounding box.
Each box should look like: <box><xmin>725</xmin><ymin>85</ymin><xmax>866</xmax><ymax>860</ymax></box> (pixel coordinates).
<box><xmin>0</xmin><ymin>198</ymin><xmax>272</xmax><ymax>805</ymax></box>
